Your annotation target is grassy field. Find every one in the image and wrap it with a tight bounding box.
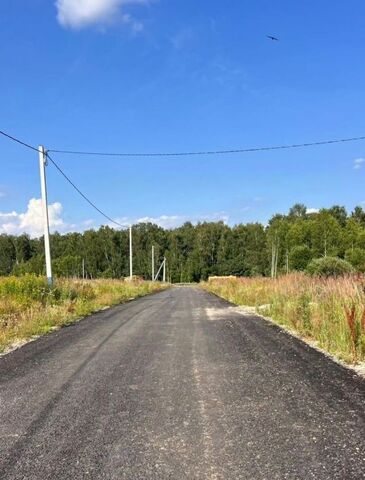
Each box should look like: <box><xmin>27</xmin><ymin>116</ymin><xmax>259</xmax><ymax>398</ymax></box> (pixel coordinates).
<box><xmin>203</xmin><ymin>274</ymin><xmax>365</xmax><ymax>364</ymax></box>
<box><xmin>0</xmin><ymin>275</ymin><xmax>167</xmax><ymax>353</ymax></box>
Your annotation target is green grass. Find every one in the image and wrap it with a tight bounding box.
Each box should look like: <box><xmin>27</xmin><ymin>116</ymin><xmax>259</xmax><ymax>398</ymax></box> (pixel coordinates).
<box><xmin>0</xmin><ymin>275</ymin><xmax>168</xmax><ymax>353</ymax></box>
<box><xmin>202</xmin><ymin>274</ymin><xmax>365</xmax><ymax>364</ymax></box>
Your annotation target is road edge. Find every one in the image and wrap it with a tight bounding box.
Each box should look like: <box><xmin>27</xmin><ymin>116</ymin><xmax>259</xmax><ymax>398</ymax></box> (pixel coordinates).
<box><xmin>0</xmin><ymin>286</ymin><xmax>171</xmax><ymax>360</ymax></box>
<box><xmin>203</xmin><ymin>288</ymin><xmax>365</xmax><ymax>380</ymax></box>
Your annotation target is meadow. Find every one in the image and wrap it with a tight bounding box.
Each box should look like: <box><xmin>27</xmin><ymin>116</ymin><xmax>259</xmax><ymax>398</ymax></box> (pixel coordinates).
<box><xmin>203</xmin><ymin>274</ymin><xmax>365</xmax><ymax>364</ymax></box>
<box><xmin>0</xmin><ymin>275</ymin><xmax>167</xmax><ymax>353</ymax></box>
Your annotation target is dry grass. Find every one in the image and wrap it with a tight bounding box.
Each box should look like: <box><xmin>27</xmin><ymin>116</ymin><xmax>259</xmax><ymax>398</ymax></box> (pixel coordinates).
<box><xmin>0</xmin><ymin>275</ymin><xmax>167</xmax><ymax>353</ymax></box>
<box><xmin>202</xmin><ymin>274</ymin><xmax>365</xmax><ymax>364</ymax></box>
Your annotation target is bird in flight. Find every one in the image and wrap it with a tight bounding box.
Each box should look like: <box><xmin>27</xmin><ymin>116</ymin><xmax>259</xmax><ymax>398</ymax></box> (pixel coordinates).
<box><xmin>267</xmin><ymin>35</ymin><xmax>279</xmax><ymax>41</ymax></box>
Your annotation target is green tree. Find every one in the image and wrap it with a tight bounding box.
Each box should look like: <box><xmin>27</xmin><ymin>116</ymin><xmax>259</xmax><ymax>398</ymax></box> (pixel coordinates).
<box><xmin>310</xmin><ymin>211</ymin><xmax>342</xmax><ymax>257</ymax></box>
<box><xmin>351</xmin><ymin>206</ymin><xmax>365</xmax><ymax>227</ymax></box>
<box><xmin>345</xmin><ymin>248</ymin><xmax>365</xmax><ymax>272</ymax></box>
<box><xmin>288</xmin><ymin>203</ymin><xmax>307</xmax><ymax>219</ymax></box>
<box><xmin>0</xmin><ymin>202</ymin><xmax>363</xmax><ymax>280</ymax></box>
<box><xmin>326</xmin><ymin>205</ymin><xmax>347</xmax><ymax>227</ymax></box>
<box><xmin>289</xmin><ymin>245</ymin><xmax>313</xmax><ymax>271</ymax></box>
<box><xmin>0</xmin><ymin>235</ymin><xmax>16</xmax><ymax>275</ymax></box>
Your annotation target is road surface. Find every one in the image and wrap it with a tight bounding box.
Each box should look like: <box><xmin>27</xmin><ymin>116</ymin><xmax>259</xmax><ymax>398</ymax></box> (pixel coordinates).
<box><xmin>0</xmin><ymin>287</ymin><xmax>364</xmax><ymax>479</ymax></box>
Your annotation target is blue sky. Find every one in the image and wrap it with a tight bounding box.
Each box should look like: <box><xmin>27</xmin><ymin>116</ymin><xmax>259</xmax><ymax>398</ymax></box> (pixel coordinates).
<box><xmin>0</xmin><ymin>0</ymin><xmax>365</xmax><ymax>236</ymax></box>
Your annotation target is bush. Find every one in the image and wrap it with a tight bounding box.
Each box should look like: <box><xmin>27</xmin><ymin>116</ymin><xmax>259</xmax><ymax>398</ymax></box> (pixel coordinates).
<box><xmin>345</xmin><ymin>248</ymin><xmax>365</xmax><ymax>272</ymax></box>
<box><xmin>306</xmin><ymin>256</ymin><xmax>354</xmax><ymax>277</ymax></box>
<box><xmin>289</xmin><ymin>245</ymin><xmax>313</xmax><ymax>271</ymax></box>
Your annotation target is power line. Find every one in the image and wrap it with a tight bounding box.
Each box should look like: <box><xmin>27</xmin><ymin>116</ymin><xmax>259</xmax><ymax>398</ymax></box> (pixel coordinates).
<box><xmin>0</xmin><ymin>129</ymin><xmax>40</xmax><ymax>153</ymax></box>
<box><xmin>48</xmin><ymin>135</ymin><xmax>365</xmax><ymax>157</ymax></box>
<box><xmin>46</xmin><ymin>153</ymin><xmax>127</xmax><ymax>229</ymax></box>
<box><xmin>0</xmin><ymin>131</ymin><xmax>128</xmax><ymax>229</ymax></box>
<box><xmin>1</xmin><ymin>128</ymin><xmax>365</xmax><ymax>158</ymax></box>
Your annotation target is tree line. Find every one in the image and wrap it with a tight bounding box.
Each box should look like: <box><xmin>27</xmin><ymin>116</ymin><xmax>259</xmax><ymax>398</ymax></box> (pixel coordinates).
<box><xmin>1</xmin><ymin>204</ymin><xmax>365</xmax><ymax>282</ymax></box>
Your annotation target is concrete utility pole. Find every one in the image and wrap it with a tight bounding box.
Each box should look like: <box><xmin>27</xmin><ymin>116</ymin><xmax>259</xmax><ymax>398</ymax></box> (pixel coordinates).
<box><xmin>154</xmin><ymin>258</ymin><xmax>164</xmax><ymax>282</ymax></box>
<box><xmin>82</xmin><ymin>258</ymin><xmax>85</xmax><ymax>280</ymax></box>
<box><xmin>163</xmin><ymin>257</ymin><xmax>166</xmax><ymax>283</ymax></box>
<box><xmin>152</xmin><ymin>245</ymin><xmax>155</xmax><ymax>281</ymax></box>
<box><xmin>38</xmin><ymin>146</ymin><xmax>53</xmax><ymax>286</ymax></box>
<box><xmin>129</xmin><ymin>225</ymin><xmax>133</xmax><ymax>280</ymax></box>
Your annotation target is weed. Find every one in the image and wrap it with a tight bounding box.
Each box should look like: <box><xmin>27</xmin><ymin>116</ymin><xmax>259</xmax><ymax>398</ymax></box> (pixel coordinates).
<box><xmin>202</xmin><ymin>273</ymin><xmax>365</xmax><ymax>363</ymax></box>
<box><xmin>0</xmin><ymin>276</ymin><xmax>167</xmax><ymax>352</ymax></box>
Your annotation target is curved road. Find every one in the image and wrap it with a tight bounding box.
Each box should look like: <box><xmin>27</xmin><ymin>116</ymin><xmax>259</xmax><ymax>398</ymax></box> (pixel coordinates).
<box><xmin>0</xmin><ymin>287</ymin><xmax>364</xmax><ymax>479</ymax></box>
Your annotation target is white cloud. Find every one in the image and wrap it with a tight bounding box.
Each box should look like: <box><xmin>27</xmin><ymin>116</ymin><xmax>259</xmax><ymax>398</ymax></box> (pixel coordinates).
<box><xmin>0</xmin><ymin>200</ymin><xmax>230</xmax><ymax>237</ymax></box>
<box><xmin>0</xmin><ymin>198</ymin><xmax>70</xmax><ymax>238</ymax></box>
<box><xmin>135</xmin><ymin>212</ymin><xmax>229</xmax><ymax>229</ymax></box>
<box><xmin>354</xmin><ymin>158</ymin><xmax>365</xmax><ymax>170</ymax></box>
<box><xmin>201</xmin><ymin>212</ymin><xmax>230</xmax><ymax>224</ymax></box>
<box><xmin>112</xmin><ymin>212</ymin><xmax>229</xmax><ymax>229</ymax></box>
<box><xmin>56</xmin><ymin>0</ymin><xmax>148</xmax><ymax>29</ymax></box>
<box><xmin>100</xmin><ymin>213</ymin><xmax>229</xmax><ymax>230</ymax></box>
<box><xmin>306</xmin><ymin>208</ymin><xmax>319</xmax><ymax>214</ymax></box>
<box><xmin>137</xmin><ymin>215</ymin><xmax>182</xmax><ymax>229</ymax></box>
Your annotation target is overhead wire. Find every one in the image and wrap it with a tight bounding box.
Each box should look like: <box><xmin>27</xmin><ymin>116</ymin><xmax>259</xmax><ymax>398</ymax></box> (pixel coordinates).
<box><xmin>0</xmin><ymin>129</ymin><xmax>126</xmax><ymax>228</ymax></box>
<box><xmin>0</xmin><ymin>129</ymin><xmax>40</xmax><ymax>153</ymax></box>
<box><xmin>46</xmin><ymin>153</ymin><xmax>127</xmax><ymax>229</ymax></box>
<box><xmin>47</xmin><ymin>136</ymin><xmax>365</xmax><ymax>157</ymax></box>
<box><xmin>2</xmin><ymin>127</ymin><xmax>365</xmax><ymax>228</ymax></box>
<box><xmin>1</xmin><ymin>128</ymin><xmax>365</xmax><ymax>158</ymax></box>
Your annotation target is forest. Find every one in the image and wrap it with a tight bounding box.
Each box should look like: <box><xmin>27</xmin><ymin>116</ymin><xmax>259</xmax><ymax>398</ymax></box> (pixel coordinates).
<box><xmin>1</xmin><ymin>203</ymin><xmax>365</xmax><ymax>282</ymax></box>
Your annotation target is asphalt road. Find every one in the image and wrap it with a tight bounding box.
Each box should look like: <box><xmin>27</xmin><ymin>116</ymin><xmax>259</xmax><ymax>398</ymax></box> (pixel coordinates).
<box><xmin>0</xmin><ymin>287</ymin><xmax>364</xmax><ymax>479</ymax></box>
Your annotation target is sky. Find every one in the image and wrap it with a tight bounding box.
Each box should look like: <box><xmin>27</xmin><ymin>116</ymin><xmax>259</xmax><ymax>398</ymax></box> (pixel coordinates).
<box><xmin>0</xmin><ymin>0</ymin><xmax>365</xmax><ymax>237</ymax></box>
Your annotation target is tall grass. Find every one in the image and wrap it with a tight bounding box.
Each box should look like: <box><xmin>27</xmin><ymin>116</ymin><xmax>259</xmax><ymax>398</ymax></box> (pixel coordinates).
<box><xmin>0</xmin><ymin>275</ymin><xmax>167</xmax><ymax>353</ymax></box>
<box><xmin>203</xmin><ymin>274</ymin><xmax>365</xmax><ymax>363</ymax></box>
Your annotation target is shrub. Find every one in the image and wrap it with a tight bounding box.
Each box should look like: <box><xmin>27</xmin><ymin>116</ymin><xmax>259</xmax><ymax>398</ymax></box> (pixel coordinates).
<box><xmin>306</xmin><ymin>256</ymin><xmax>354</xmax><ymax>277</ymax></box>
<box><xmin>345</xmin><ymin>248</ymin><xmax>365</xmax><ymax>272</ymax></box>
<box><xmin>289</xmin><ymin>245</ymin><xmax>313</xmax><ymax>271</ymax></box>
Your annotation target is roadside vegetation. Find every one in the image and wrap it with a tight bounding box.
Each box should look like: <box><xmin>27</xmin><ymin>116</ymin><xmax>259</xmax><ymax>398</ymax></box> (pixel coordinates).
<box><xmin>203</xmin><ymin>274</ymin><xmax>365</xmax><ymax>364</ymax></box>
<box><xmin>1</xmin><ymin>203</ymin><xmax>365</xmax><ymax>282</ymax></box>
<box><xmin>0</xmin><ymin>275</ymin><xmax>167</xmax><ymax>353</ymax></box>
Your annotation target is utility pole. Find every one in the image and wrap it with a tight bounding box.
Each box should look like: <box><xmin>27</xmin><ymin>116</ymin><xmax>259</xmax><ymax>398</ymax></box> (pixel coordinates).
<box><xmin>38</xmin><ymin>146</ymin><xmax>53</xmax><ymax>286</ymax></box>
<box><xmin>129</xmin><ymin>225</ymin><xmax>133</xmax><ymax>280</ymax></box>
<box><xmin>152</xmin><ymin>245</ymin><xmax>155</xmax><ymax>281</ymax></box>
<box><xmin>163</xmin><ymin>257</ymin><xmax>166</xmax><ymax>282</ymax></box>
<box><xmin>154</xmin><ymin>258</ymin><xmax>164</xmax><ymax>281</ymax></box>
<box><xmin>82</xmin><ymin>258</ymin><xmax>85</xmax><ymax>280</ymax></box>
